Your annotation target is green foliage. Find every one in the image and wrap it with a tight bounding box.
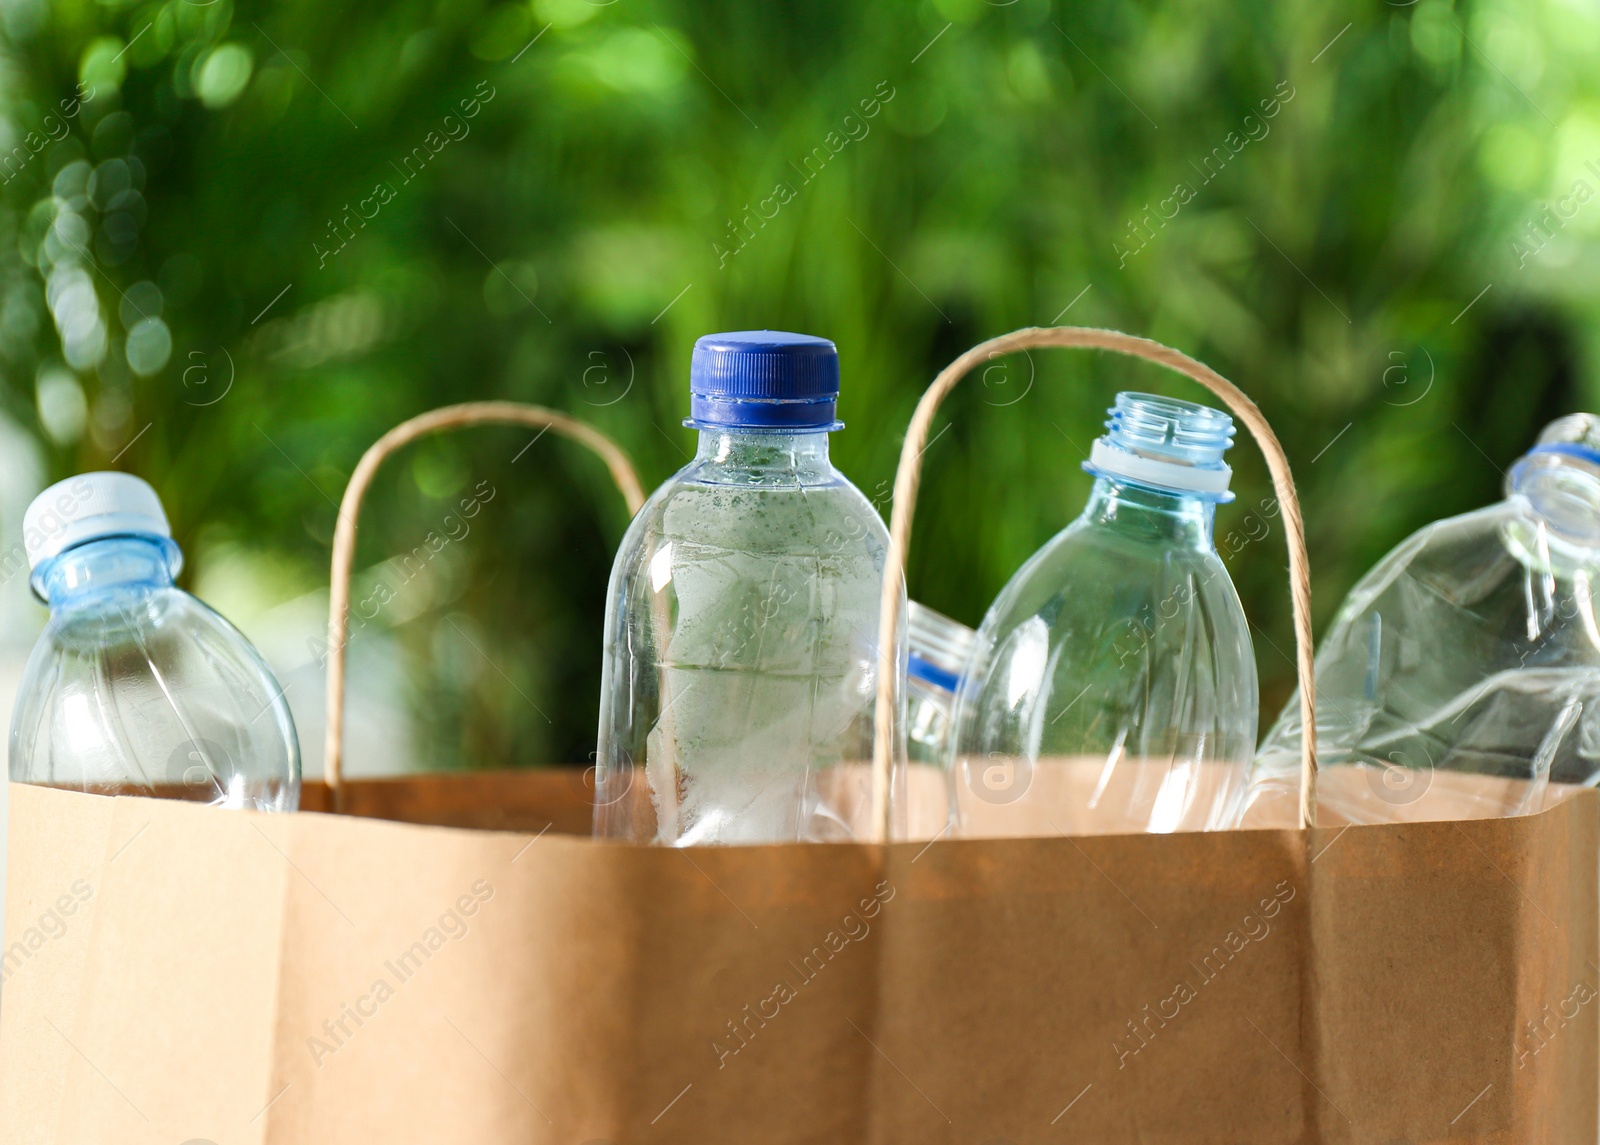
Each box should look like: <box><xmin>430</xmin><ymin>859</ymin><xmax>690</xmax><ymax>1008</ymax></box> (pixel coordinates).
<box><xmin>0</xmin><ymin>0</ymin><xmax>1596</xmax><ymax>764</ymax></box>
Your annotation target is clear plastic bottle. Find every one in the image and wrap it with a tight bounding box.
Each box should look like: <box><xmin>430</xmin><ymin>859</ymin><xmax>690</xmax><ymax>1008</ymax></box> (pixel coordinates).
<box><xmin>903</xmin><ymin>602</ymin><xmax>976</xmax><ymax>838</ymax></box>
<box><xmin>906</xmin><ymin>602</ymin><xmax>975</xmax><ymax>768</ymax></box>
<box><xmin>1245</xmin><ymin>414</ymin><xmax>1600</xmax><ymax>825</ymax></box>
<box><xmin>10</xmin><ymin>472</ymin><xmax>300</xmax><ymax>811</ymax></box>
<box><xmin>950</xmin><ymin>392</ymin><xmax>1256</xmax><ymax>837</ymax></box>
<box><xmin>593</xmin><ymin>331</ymin><xmax>900</xmax><ymax>845</ymax></box>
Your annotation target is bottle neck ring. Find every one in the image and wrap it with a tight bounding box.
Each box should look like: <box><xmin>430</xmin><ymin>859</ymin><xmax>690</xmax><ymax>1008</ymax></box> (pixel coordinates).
<box><xmin>684</xmin><ymin>396</ymin><xmax>843</xmax><ymax>433</ymax></box>
<box><xmin>34</xmin><ymin>534</ymin><xmax>180</xmax><ymax>608</ymax></box>
<box><xmin>1084</xmin><ymin>438</ymin><xmax>1234</xmax><ymax>502</ymax></box>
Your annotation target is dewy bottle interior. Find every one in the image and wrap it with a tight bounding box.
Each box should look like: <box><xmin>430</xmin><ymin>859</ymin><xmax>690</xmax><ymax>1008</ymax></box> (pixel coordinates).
<box><xmin>594</xmin><ymin>331</ymin><xmax>901</xmax><ymax>845</ymax></box>
<box><xmin>950</xmin><ymin>392</ymin><xmax>1257</xmax><ymax>836</ymax></box>
<box><xmin>1246</xmin><ymin>413</ymin><xmax>1600</xmax><ymax>824</ymax></box>
<box><xmin>10</xmin><ymin>472</ymin><xmax>300</xmax><ymax>811</ymax></box>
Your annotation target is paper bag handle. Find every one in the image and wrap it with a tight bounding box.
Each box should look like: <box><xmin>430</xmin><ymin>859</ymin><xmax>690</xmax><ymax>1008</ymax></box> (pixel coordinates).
<box><xmin>869</xmin><ymin>327</ymin><xmax>1317</xmax><ymax>839</ymax></box>
<box><xmin>323</xmin><ymin>402</ymin><xmax>647</xmax><ymax>803</ymax></box>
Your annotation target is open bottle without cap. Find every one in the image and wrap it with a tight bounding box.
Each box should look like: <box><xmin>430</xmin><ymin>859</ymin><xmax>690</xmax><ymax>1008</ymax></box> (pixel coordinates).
<box><xmin>906</xmin><ymin>601</ymin><xmax>976</xmax><ymax>768</ymax></box>
<box><xmin>1245</xmin><ymin>413</ymin><xmax>1600</xmax><ymax>825</ymax></box>
<box><xmin>593</xmin><ymin>331</ymin><xmax>904</xmax><ymax>845</ymax></box>
<box><xmin>948</xmin><ymin>392</ymin><xmax>1257</xmax><ymax>836</ymax></box>
<box><xmin>9</xmin><ymin>472</ymin><xmax>300</xmax><ymax>812</ymax></box>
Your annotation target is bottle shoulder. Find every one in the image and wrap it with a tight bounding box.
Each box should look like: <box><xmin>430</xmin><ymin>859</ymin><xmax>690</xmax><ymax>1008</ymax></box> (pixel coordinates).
<box><xmin>615</xmin><ymin>465</ymin><xmax>889</xmax><ymax>563</ymax></box>
<box><xmin>28</xmin><ymin>584</ymin><xmax>287</xmax><ymax>690</ymax></box>
<box><xmin>1317</xmin><ymin>499</ymin><xmax>1600</xmax><ymax>671</ymax></box>
<box><xmin>48</xmin><ymin>582</ymin><xmax>228</xmax><ymax>634</ymax></box>
<box><xmin>12</xmin><ymin>583</ymin><xmax>299</xmax><ymax>791</ymax></box>
<box><xmin>981</xmin><ymin>520</ymin><xmax>1240</xmax><ymax>632</ymax></box>
<box><xmin>656</xmin><ymin>454</ymin><xmax>871</xmax><ymax>497</ymax></box>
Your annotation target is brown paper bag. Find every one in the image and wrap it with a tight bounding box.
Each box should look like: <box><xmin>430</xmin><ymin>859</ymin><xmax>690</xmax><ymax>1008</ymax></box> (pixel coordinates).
<box><xmin>3</xmin><ymin>352</ymin><xmax>1595</xmax><ymax>1144</ymax></box>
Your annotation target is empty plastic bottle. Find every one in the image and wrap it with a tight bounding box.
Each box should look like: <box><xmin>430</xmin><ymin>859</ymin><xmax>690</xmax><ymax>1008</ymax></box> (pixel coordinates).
<box><xmin>906</xmin><ymin>602</ymin><xmax>975</xmax><ymax>768</ymax></box>
<box><xmin>1246</xmin><ymin>414</ymin><xmax>1600</xmax><ymax>825</ymax></box>
<box><xmin>593</xmin><ymin>331</ymin><xmax>900</xmax><ymax>845</ymax></box>
<box><xmin>903</xmin><ymin>602</ymin><xmax>977</xmax><ymax>837</ymax></box>
<box><xmin>10</xmin><ymin>472</ymin><xmax>300</xmax><ymax>811</ymax></box>
<box><xmin>950</xmin><ymin>392</ymin><xmax>1256</xmax><ymax>836</ymax></box>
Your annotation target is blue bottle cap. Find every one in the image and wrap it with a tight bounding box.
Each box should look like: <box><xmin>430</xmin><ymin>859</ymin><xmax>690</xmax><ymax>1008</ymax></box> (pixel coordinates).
<box><xmin>686</xmin><ymin>330</ymin><xmax>844</xmax><ymax>432</ymax></box>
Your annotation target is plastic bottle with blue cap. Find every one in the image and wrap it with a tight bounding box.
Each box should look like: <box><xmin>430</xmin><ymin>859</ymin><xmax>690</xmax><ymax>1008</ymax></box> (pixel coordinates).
<box><xmin>9</xmin><ymin>471</ymin><xmax>300</xmax><ymax>811</ymax></box>
<box><xmin>1245</xmin><ymin>413</ymin><xmax>1600</xmax><ymax>825</ymax></box>
<box><xmin>948</xmin><ymin>392</ymin><xmax>1257</xmax><ymax>836</ymax></box>
<box><xmin>593</xmin><ymin>331</ymin><xmax>902</xmax><ymax>844</ymax></box>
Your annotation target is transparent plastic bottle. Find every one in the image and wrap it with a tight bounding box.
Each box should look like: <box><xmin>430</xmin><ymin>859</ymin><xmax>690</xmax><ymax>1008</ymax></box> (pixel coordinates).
<box><xmin>903</xmin><ymin>602</ymin><xmax>976</xmax><ymax>838</ymax></box>
<box><xmin>950</xmin><ymin>393</ymin><xmax>1256</xmax><ymax>837</ymax></box>
<box><xmin>906</xmin><ymin>602</ymin><xmax>975</xmax><ymax>768</ymax></box>
<box><xmin>10</xmin><ymin>472</ymin><xmax>300</xmax><ymax>811</ymax></box>
<box><xmin>1245</xmin><ymin>414</ymin><xmax>1600</xmax><ymax>825</ymax></box>
<box><xmin>594</xmin><ymin>331</ymin><xmax>900</xmax><ymax>845</ymax></box>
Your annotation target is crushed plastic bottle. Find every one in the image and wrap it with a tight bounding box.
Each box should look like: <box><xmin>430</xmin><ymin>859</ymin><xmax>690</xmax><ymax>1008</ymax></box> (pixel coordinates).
<box><xmin>594</xmin><ymin>331</ymin><xmax>900</xmax><ymax>844</ymax></box>
<box><xmin>10</xmin><ymin>472</ymin><xmax>300</xmax><ymax>811</ymax></box>
<box><xmin>950</xmin><ymin>392</ymin><xmax>1257</xmax><ymax>836</ymax></box>
<box><xmin>1246</xmin><ymin>414</ymin><xmax>1600</xmax><ymax>825</ymax></box>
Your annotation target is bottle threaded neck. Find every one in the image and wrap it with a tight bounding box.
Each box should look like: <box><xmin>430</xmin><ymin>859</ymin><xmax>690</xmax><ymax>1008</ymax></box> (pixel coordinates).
<box><xmin>1506</xmin><ymin>412</ymin><xmax>1600</xmax><ymax>549</ymax></box>
<box><xmin>1085</xmin><ymin>392</ymin><xmax>1236</xmax><ymax>501</ymax></box>
<box><xmin>1106</xmin><ymin>392</ymin><xmax>1234</xmax><ymax>466</ymax></box>
<box><xmin>38</xmin><ymin>535</ymin><xmax>176</xmax><ymax>608</ymax></box>
<box><xmin>907</xmin><ymin>601</ymin><xmax>976</xmax><ymax>692</ymax></box>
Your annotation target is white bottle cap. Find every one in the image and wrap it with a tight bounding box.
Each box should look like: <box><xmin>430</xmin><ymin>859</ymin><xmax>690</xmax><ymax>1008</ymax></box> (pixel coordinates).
<box><xmin>23</xmin><ymin>472</ymin><xmax>177</xmax><ymax>574</ymax></box>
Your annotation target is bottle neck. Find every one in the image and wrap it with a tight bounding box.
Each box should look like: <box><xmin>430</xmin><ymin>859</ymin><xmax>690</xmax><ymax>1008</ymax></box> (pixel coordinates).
<box><xmin>693</xmin><ymin>429</ymin><xmax>834</xmax><ymax>483</ymax></box>
<box><xmin>1082</xmin><ymin>476</ymin><xmax>1216</xmax><ymax>551</ymax></box>
<box><xmin>1506</xmin><ymin>453</ymin><xmax>1600</xmax><ymax>563</ymax></box>
<box><xmin>37</xmin><ymin>535</ymin><xmax>176</xmax><ymax>610</ymax></box>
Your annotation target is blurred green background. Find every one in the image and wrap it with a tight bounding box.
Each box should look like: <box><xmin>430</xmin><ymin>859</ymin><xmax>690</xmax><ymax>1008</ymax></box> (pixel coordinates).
<box><xmin>0</xmin><ymin>0</ymin><xmax>1595</xmax><ymax>773</ymax></box>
